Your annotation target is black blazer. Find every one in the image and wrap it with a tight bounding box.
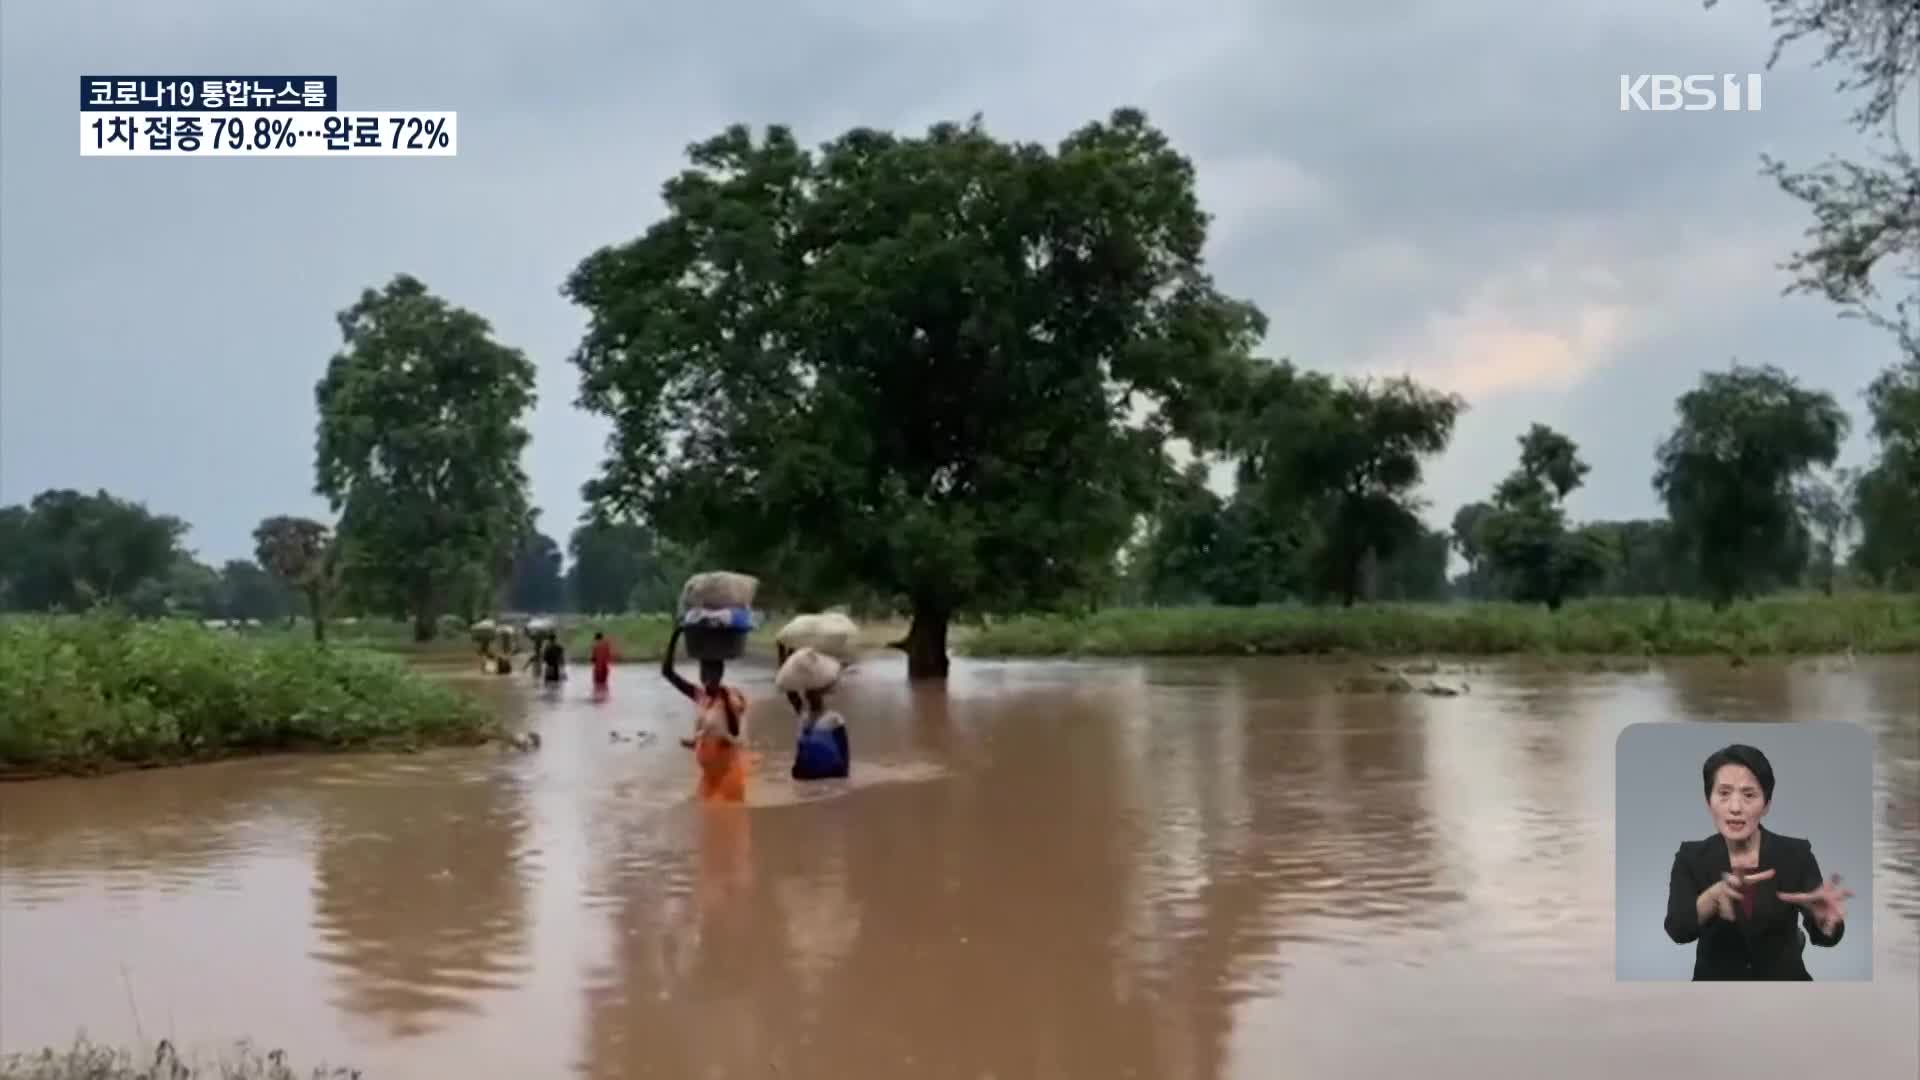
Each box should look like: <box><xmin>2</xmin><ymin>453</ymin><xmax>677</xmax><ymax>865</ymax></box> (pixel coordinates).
<box><xmin>1664</xmin><ymin>826</ymin><xmax>1844</xmax><ymax>980</ymax></box>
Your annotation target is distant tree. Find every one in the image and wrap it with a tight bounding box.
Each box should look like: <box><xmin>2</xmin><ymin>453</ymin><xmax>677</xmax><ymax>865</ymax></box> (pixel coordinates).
<box><xmin>565</xmin><ymin>109</ymin><xmax>1262</xmax><ymax>676</ymax></box>
<box><xmin>1795</xmin><ymin>467</ymin><xmax>1858</xmax><ymax>595</ymax></box>
<box><xmin>1373</xmin><ymin>524</ymin><xmax>1452</xmax><ymax>602</ymax></box>
<box><xmin>1852</xmin><ymin>356</ymin><xmax>1920</xmax><ymax>587</ymax></box>
<box><xmin>253</xmin><ymin>515</ymin><xmax>342</xmax><ymax>642</ymax></box>
<box><xmin>1709</xmin><ymin>0</ymin><xmax>1920</xmax><ymax>359</ymax></box>
<box><xmin>314</xmin><ymin>274</ymin><xmax>537</xmax><ymax>641</ymax></box>
<box><xmin>1449</xmin><ymin>501</ymin><xmax>1495</xmax><ymax>597</ymax></box>
<box><xmin>1133</xmin><ymin>463</ymin><xmax>1298</xmax><ymax>606</ymax></box>
<box><xmin>1476</xmin><ymin>425</ymin><xmax>1610</xmax><ymax>610</ymax></box>
<box><xmin>567</xmin><ymin>519</ymin><xmax>661</xmax><ymax>613</ymax></box>
<box><xmin>508</xmin><ymin>530</ymin><xmax>566</xmax><ymax>613</ymax></box>
<box><xmin>1240</xmin><ymin>371</ymin><xmax>1464</xmax><ymax>607</ymax></box>
<box><xmin>0</xmin><ymin>489</ymin><xmax>186</xmax><ymax>611</ymax></box>
<box><xmin>163</xmin><ymin>555</ymin><xmax>225</xmax><ymax>618</ymax></box>
<box><xmin>219</xmin><ymin>559</ymin><xmax>296</xmax><ymax>622</ymax></box>
<box><xmin>1653</xmin><ymin>364</ymin><xmax>1848</xmax><ymax>608</ymax></box>
<box><xmin>1582</xmin><ymin>519</ymin><xmax>1696</xmax><ymax>596</ymax></box>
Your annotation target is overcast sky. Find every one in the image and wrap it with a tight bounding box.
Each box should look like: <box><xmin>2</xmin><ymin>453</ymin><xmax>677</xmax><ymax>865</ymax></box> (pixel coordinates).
<box><xmin>1</xmin><ymin>0</ymin><xmax>1906</xmax><ymax>566</ymax></box>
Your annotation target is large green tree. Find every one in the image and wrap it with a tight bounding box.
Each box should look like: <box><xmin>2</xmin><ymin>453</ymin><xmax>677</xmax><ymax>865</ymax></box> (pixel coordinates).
<box><xmin>1475</xmin><ymin>425</ymin><xmax>1611</xmax><ymax>610</ymax></box>
<box><xmin>314</xmin><ymin>275</ymin><xmax>537</xmax><ymax>641</ymax></box>
<box><xmin>0</xmin><ymin>489</ymin><xmax>186</xmax><ymax>611</ymax></box>
<box><xmin>1653</xmin><ymin>364</ymin><xmax>1847</xmax><ymax>607</ymax></box>
<box><xmin>1710</xmin><ymin>0</ymin><xmax>1919</xmax><ymax>359</ymax></box>
<box><xmin>564</xmin><ymin>109</ymin><xmax>1262</xmax><ymax>677</ymax></box>
<box><xmin>1852</xmin><ymin>356</ymin><xmax>1920</xmax><ymax>586</ymax></box>
<box><xmin>254</xmin><ymin>515</ymin><xmax>342</xmax><ymax>641</ymax></box>
<box><xmin>1238</xmin><ymin>370</ymin><xmax>1463</xmax><ymax>607</ymax></box>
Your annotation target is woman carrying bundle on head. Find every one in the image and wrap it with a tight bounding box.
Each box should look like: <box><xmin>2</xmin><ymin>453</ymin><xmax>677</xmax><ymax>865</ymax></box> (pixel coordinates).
<box><xmin>775</xmin><ymin>612</ymin><xmax>860</xmax><ymax>781</ymax></box>
<box><xmin>665</xmin><ymin>571</ymin><xmax>760</xmax><ymax>802</ymax></box>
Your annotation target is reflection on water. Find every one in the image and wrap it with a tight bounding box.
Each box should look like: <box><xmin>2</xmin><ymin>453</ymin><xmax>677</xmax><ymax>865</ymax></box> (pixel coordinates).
<box><xmin>0</xmin><ymin>656</ymin><xmax>1914</xmax><ymax>1078</ymax></box>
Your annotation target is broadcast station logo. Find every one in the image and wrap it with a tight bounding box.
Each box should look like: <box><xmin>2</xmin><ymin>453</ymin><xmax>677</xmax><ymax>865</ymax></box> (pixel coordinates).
<box><xmin>1619</xmin><ymin>74</ymin><xmax>1763</xmax><ymax>112</ymax></box>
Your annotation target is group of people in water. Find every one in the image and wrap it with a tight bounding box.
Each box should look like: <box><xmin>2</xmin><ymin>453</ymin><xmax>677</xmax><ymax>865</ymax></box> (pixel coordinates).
<box><xmin>660</xmin><ymin>623</ymin><xmax>851</xmax><ymax>801</ymax></box>
<box><xmin>483</xmin><ymin>618</ymin><xmax>850</xmax><ymax>802</ymax></box>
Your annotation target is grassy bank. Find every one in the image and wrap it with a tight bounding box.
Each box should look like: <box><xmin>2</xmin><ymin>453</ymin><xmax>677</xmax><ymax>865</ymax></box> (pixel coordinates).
<box><xmin>0</xmin><ymin>615</ymin><xmax>503</xmax><ymax>778</ymax></box>
<box><xmin>958</xmin><ymin>593</ymin><xmax>1920</xmax><ymax>659</ymax></box>
<box><xmin>0</xmin><ymin>1039</ymin><xmax>356</xmax><ymax>1079</ymax></box>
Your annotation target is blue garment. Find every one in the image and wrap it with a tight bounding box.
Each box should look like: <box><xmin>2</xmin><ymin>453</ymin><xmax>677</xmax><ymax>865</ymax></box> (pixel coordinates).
<box><xmin>792</xmin><ymin>723</ymin><xmax>850</xmax><ymax>780</ymax></box>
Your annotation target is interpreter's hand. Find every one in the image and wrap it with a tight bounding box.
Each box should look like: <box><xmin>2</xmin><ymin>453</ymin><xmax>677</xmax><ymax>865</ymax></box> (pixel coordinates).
<box><xmin>1779</xmin><ymin>874</ymin><xmax>1852</xmax><ymax>935</ymax></box>
<box><xmin>1704</xmin><ymin>868</ymin><xmax>1774</xmax><ymax>922</ymax></box>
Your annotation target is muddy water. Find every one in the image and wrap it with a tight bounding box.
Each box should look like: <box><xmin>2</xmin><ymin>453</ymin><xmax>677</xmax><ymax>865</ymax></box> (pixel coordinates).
<box><xmin>1</xmin><ymin>656</ymin><xmax>1915</xmax><ymax>1078</ymax></box>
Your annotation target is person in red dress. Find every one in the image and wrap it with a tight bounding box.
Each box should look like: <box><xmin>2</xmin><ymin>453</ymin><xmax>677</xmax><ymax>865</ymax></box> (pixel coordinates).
<box><xmin>590</xmin><ymin>630</ymin><xmax>615</xmax><ymax>689</ymax></box>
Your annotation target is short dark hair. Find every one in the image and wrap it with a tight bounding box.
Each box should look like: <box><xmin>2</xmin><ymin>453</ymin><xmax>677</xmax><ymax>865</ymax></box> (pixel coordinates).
<box><xmin>1702</xmin><ymin>744</ymin><xmax>1775</xmax><ymax>803</ymax></box>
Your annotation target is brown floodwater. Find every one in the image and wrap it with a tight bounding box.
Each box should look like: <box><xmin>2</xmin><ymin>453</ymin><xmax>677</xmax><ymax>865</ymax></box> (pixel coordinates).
<box><xmin>1</xmin><ymin>655</ymin><xmax>1915</xmax><ymax>1078</ymax></box>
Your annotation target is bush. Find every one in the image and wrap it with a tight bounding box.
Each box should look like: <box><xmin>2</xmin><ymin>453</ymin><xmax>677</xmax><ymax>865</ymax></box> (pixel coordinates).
<box><xmin>0</xmin><ymin>1038</ymin><xmax>357</xmax><ymax>1079</ymax></box>
<box><xmin>0</xmin><ymin>615</ymin><xmax>501</xmax><ymax>775</ymax></box>
<box><xmin>958</xmin><ymin>593</ymin><xmax>1920</xmax><ymax>658</ymax></box>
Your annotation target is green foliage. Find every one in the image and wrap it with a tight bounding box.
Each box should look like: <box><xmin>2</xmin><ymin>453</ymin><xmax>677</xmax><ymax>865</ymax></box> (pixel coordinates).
<box><xmin>1852</xmin><ymin>356</ymin><xmax>1920</xmax><ymax>586</ymax></box>
<box><xmin>1477</xmin><ymin>424</ymin><xmax>1610</xmax><ymax>609</ymax></box>
<box><xmin>0</xmin><ymin>489</ymin><xmax>187</xmax><ymax>612</ymax></box>
<box><xmin>1236</xmin><ymin>370</ymin><xmax>1464</xmax><ymax>606</ymax></box>
<box><xmin>314</xmin><ymin>274</ymin><xmax>536</xmax><ymax>642</ymax></box>
<box><xmin>1653</xmin><ymin>363</ymin><xmax>1847</xmax><ymax>607</ymax></box>
<box><xmin>962</xmin><ymin>593</ymin><xmax>1920</xmax><ymax>658</ymax></box>
<box><xmin>1578</xmin><ymin>519</ymin><xmax>1699</xmax><ymax>596</ymax></box>
<box><xmin>0</xmin><ymin>615</ymin><xmax>499</xmax><ymax>774</ymax></box>
<box><xmin>563</xmin><ymin>108</ymin><xmax>1264</xmax><ymax>676</ymax></box>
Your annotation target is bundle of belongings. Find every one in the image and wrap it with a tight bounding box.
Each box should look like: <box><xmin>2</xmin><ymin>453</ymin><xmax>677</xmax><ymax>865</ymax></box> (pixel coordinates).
<box><xmin>774</xmin><ymin>611</ymin><xmax>860</xmax><ymax>664</ymax></box>
<box><xmin>678</xmin><ymin>571</ymin><xmax>759</xmax><ymax>659</ymax></box>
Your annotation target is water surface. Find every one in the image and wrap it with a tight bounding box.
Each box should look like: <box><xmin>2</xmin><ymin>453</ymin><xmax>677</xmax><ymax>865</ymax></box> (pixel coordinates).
<box><xmin>2</xmin><ymin>655</ymin><xmax>1915</xmax><ymax>1078</ymax></box>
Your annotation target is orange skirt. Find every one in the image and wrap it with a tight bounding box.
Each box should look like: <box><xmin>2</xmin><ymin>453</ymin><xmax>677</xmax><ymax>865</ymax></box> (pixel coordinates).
<box><xmin>694</xmin><ymin>732</ymin><xmax>749</xmax><ymax>802</ymax></box>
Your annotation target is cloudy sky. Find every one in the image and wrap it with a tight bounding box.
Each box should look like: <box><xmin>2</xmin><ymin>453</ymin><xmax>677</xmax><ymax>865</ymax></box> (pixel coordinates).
<box><xmin>1</xmin><ymin>0</ymin><xmax>1906</xmax><ymax>566</ymax></box>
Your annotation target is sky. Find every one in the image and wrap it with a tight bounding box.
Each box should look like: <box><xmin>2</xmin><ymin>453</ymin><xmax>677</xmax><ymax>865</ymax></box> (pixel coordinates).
<box><xmin>1</xmin><ymin>0</ymin><xmax>1909</xmax><ymax>566</ymax></box>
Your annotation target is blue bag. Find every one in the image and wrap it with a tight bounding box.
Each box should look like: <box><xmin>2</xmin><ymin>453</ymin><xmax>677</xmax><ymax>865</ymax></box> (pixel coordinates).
<box><xmin>680</xmin><ymin>605</ymin><xmax>755</xmax><ymax>631</ymax></box>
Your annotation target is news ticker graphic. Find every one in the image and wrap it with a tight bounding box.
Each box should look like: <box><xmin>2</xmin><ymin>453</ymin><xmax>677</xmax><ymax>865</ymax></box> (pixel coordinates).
<box><xmin>79</xmin><ymin>76</ymin><xmax>456</xmax><ymax>157</ymax></box>
<box><xmin>83</xmin><ymin>111</ymin><xmax>457</xmax><ymax>156</ymax></box>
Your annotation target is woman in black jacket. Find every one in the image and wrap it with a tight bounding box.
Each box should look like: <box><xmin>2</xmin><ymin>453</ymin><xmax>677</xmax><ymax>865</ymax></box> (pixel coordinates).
<box><xmin>1664</xmin><ymin>743</ymin><xmax>1853</xmax><ymax>980</ymax></box>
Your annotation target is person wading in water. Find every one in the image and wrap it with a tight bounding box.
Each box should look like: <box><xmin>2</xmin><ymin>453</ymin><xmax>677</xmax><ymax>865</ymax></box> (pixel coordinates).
<box><xmin>663</xmin><ymin>624</ymin><xmax>750</xmax><ymax>802</ymax></box>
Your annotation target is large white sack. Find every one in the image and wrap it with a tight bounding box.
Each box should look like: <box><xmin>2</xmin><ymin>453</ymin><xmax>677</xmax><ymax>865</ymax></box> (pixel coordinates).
<box><xmin>775</xmin><ymin>647</ymin><xmax>843</xmax><ymax>694</ymax></box>
<box><xmin>776</xmin><ymin>612</ymin><xmax>860</xmax><ymax>662</ymax></box>
<box><xmin>679</xmin><ymin>571</ymin><xmax>759</xmax><ymax>613</ymax></box>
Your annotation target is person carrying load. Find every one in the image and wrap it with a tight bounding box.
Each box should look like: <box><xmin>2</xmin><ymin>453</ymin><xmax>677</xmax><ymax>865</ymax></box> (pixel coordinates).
<box><xmin>775</xmin><ymin>612</ymin><xmax>861</xmax><ymax>781</ymax></box>
<box><xmin>664</xmin><ymin>571</ymin><xmax>759</xmax><ymax>802</ymax></box>
<box><xmin>776</xmin><ymin>647</ymin><xmax>850</xmax><ymax>780</ymax></box>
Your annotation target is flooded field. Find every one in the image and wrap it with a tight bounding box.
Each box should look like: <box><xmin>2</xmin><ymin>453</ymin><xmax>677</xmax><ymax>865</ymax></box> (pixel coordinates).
<box><xmin>2</xmin><ymin>656</ymin><xmax>1916</xmax><ymax>1078</ymax></box>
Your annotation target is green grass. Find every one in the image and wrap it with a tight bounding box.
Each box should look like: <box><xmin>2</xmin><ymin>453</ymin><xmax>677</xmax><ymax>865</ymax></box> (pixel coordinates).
<box><xmin>0</xmin><ymin>1038</ymin><xmax>357</xmax><ymax>1079</ymax></box>
<box><xmin>957</xmin><ymin>592</ymin><xmax>1920</xmax><ymax>659</ymax></box>
<box><xmin>0</xmin><ymin>615</ymin><xmax>504</xmax><ymax>778</ymax></box>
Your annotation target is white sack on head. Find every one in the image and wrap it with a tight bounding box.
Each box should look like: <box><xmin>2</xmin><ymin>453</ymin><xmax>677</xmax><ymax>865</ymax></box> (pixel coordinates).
<box><xmin>679</xmin><ymin>571</ymin><xmax>760</xmax><ymax>613</ymax></box>
<box><xmin>775</xmin><ymin>647</ymin><xmax>843</xmax><ymax>694</ymax></box>
<box><xmin>775</xmin><ymin>612</ymin><xmax>860</xmax><ymax>662</ymax></box>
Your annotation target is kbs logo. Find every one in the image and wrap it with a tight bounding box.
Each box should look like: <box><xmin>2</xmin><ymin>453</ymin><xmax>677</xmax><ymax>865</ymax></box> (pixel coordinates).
<box><xmin>1619</xmin><ymin>74</ymin><xmax>1763</xmax><ymax>111</ymax></box>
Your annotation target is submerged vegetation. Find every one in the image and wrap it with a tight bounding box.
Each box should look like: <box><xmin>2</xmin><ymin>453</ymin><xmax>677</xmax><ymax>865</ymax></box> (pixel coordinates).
<box><xmin>959</xmin><ymin>593</ymin><xmax>1920</xmax><ymax>659</ymax></box>
<box><xmin>0</xmin><ymin>1039</ymin><xmax>357</xmax><ymax>1080</ymax></box>
<box><xmin>0</xmin><ymin>615</ymin><xmax>501</xmax><ymax>777</ymax></box>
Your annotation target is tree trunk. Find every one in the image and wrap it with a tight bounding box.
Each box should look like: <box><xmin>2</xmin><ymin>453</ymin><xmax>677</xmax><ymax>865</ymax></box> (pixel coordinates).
<box><xmin>307</xmin><ymin>587</ymin><xmax>327</xmax><ymax>644</ymax></box>
<box><xmin>902</xmin><ymin>604</ymin><xmax>951</xmax><ymax>680</ymax></box>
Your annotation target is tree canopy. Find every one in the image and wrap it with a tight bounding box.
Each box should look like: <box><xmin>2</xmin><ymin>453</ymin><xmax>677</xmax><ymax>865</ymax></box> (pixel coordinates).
<box><xmin>314</xmin><ymin>274</ymin><xmax>538</xmax><ymax>641</ymax></box>
<box><xmin>0</xmin><ymin>489</ymin><xmax>186</xmax><ymax>612</ymax></box>
<box><xmin>564</xmin><ymin>108</ymin><xmax>1266</xmax><ymax>676</ymax></box>
<box><xmin>1653</xmin><ymin>363</ymin><xmax>1847</xmax><ymax>607</ymax></box>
